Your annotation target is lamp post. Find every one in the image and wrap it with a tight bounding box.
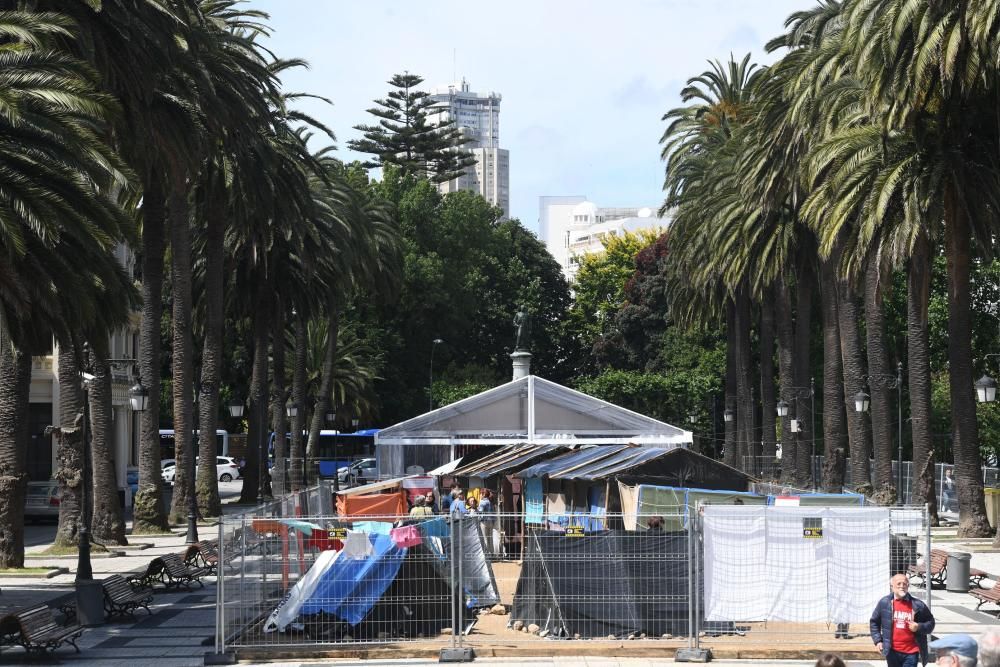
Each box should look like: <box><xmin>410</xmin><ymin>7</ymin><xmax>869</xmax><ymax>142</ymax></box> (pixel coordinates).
<box><xmin>352</xmin><ymin>417</ymin><xmax>360</xmax><ymax>432</ymax></box>
<box><xmin>429</xmin><ymin>338</ymin><xmax>443</xmax><ymax>412</ymax></box>
<box><xmin>78</xmin><ymin>356</ymin><xmax>146</xmax><ymax>625</ymax></box>
<box><xmin>186</xmin><ymin>384</ymin><xmax>204</xmax><ymax>545</ymax></box>
<box><xmin>688</xmin><ymin>412</ymin><xmax>697</xmax><ymax>453</ymax></box>
<box><xmin>854</xmin><ymin>362</ymin><xmax>905</xmax><ymax>499</ymax></box>
<box><xmin>776</xmin><ymin>399</ymin><xmax>789</xmax><ymax>465</ymax></box>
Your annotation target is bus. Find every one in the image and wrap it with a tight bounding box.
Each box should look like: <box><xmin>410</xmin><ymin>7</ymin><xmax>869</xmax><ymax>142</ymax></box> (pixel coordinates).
<box><xmin>268</xmin><ymin>429</ymin><xmax>377</xmax><ymax>477</ymax></box>
<box><xmin>159</xmin><ymin>429</ymin><xmax>230</xmax><ymax>460</ymax></box>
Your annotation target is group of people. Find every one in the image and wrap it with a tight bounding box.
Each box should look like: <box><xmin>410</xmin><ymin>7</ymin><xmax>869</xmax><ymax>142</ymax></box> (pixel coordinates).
<box><xmin>406</xmin><ymin>484</ymin><xmax>495</xmax><ymax>521</ymax></box>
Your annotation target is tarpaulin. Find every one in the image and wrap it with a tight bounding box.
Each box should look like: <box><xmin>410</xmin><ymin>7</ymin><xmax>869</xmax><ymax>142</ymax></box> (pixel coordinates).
<box><xmin>618</xmin><ymin>481</ymin><xmax>639</xmax><ymax>530</ymax></box>
<box><xmin>263</xmin><ymin>549</ymin><xmax>341</xmax><ymax>632</ymax></box>
<box><xmin>300</xmin><ymin>533</ymin><xmax>405</xmax><ymax>625</ymax></box>
<box><xmin>525</xmin><ymin>478</ymin><xmax>544</xmax><ymax>525</ymax></box>
<box><xmin>511</xmin><ymin>529</ymin><xmax>691</xmax><ymax>638</ymax></box>
<box><xmin>336</xmin><ymin>490</ymin><xmax>407</xmax><ymax>517</ymax></box>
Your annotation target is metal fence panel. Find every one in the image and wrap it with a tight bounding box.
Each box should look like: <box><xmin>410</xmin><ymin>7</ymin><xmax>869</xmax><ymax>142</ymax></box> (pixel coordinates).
<box><xmin>209</xmin><ymin>501</ymin><xmax>928</xmax><ymax>659</ymax></box>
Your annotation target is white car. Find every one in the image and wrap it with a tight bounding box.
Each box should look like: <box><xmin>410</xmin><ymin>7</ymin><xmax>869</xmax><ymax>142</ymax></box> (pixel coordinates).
<box><xmin>337</xmin><ymin>458</ymin><xmax>377</xmax><ymax>486</ymax></box>
<box><xmin>162</xmin><ymin>456</ymin><xmax>241</xmax><ymax>484</ymax></box>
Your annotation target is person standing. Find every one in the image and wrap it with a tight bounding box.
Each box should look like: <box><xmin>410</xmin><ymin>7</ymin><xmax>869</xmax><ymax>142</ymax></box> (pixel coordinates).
<box><xmin>928</xmin><ymin>634</ymin><xmax>978</xmax><ymax>666</ymax></box>
<box><xmin>978</xmin><ymin>630</ymin><xmax>1000</xmax><ymax>667</ymax></box>
<box><xmin>942</xmin><ymin>469</ymin><xmax>957</xmax><ymax>512</ymax></box>
<box><xmin>409</xmin><ymin>495</ymin><xmax>433</xmax><ymax>518</ymax></box>
<box><xmin>870</xmin><ymin>574</ymin><xmax>935</xmax><ymax>666</ymax></box>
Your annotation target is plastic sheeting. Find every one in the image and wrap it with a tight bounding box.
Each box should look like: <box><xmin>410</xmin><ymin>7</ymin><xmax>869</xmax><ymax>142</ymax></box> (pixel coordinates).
<box><xmin>336</xmin><ymin>491</ymin><xmax>407</xmax><ymax>517</ymax></box>
<box><xmin>525</xmin><ymin>478</ymin><xmax>544</xmax><ymax>525</ymax></box>
<box><xmin>263</xmin><ymin>549</ymin><xmax>341</xmax><ymax>632</ymax></box>
<box><xmin>703</xmin><ymin>506</ymin><xmax>889</xmax><ymax>624</ymax></box>
<box><xmin>511</xmin><ymin>529</ymin><xmax>691</xmax><ymax>638</ymax></box>
<box><xmin>300</xmin><ymin>533</ymin><xmax>405</xmax><ymax>625</ymax></box>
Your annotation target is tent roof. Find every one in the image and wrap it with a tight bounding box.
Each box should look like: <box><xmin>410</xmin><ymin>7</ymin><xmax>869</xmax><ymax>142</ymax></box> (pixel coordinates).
<box><xmin>375</xmin><ymin>375</ymin><xmax>692</xmax><ymax>447</ymax></box>
<box><xmin>517</xmin><ymin>446</ymin><xmax>752</xmax><ymax>484</ymax></box>
<box><xmin>450</xmin><ymin>444</ymin><xmax>568</xmax><ymax>478</ymax></box>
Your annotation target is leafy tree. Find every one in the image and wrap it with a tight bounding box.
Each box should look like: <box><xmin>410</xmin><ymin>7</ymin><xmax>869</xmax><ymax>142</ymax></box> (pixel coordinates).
<box><xmin>349</xmin><ymin>73</ymin><xmax>475</xmax><ymax>183</ymax></box>
<box><xmin>569</xmin><ymin>230</ymin><xmax>660</xmax><ymax>367</ymax></box>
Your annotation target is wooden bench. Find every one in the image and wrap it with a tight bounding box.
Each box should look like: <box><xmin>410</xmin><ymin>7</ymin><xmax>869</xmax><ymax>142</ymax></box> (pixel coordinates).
<box><xmin>972</xmin><ymin>567</ymin><xmax>996</xmax><ymax>587</ymax></box>
<box><xmin>971</xmin><ymin>584</ymin><xmax>1000</xmax><ymax>611</ymax></box>
<box><xmin>187</xmin><ymin>540</ymin><xmax>239</xmax><ymax>574</ymax></box>
<box><xmin>126</xmin><ymin>556</ymin><xmax>165</xmax><ymax>591</ymax></box>
<box><xmin>908</xmin><ymin>548</ymin><xmax>949</xmax><ymax>588</ymax></box>
<box><xmin>102</xmin><ymin>574</ymin><xmax>153</xmax><ymax>619</ymax></box>
<box><xmin>159</xmin><ymin>552</ymin><xmax>210</xmax><ymax>590</ymax></box>
<box><xmin>0</xmin><ymin>605</ymin><xmax>84</xmax><ymax>655</ymax></box>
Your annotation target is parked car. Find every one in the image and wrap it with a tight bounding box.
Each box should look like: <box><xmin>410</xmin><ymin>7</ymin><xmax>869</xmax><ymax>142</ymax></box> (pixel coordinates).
<box><xmin>24</xmin><ymin>480</ymin><xmax>60</xmax><ymax>521</ymax></box>
<box><xmin>162</xmin><ymin>456</ymin><xmax>241</xmax><ymax>484</ymax></box>
<box><xmin>338</xmin><ymin>458</ymin><xmax>377</xmax><ymax>486</ymax></box>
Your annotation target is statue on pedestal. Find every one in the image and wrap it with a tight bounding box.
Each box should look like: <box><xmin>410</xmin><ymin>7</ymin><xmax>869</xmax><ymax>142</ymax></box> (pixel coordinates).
<box><xmin>514</xmin><ymin>307</ymin><xmax>532</xmax><ymax>352</ymax></box>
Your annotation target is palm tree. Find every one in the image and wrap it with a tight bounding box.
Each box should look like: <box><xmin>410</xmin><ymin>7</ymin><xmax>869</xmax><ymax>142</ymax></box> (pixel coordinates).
<box><xmin>0</xmin><ymin>11</ymin><xmax>137</xmax><ymax>565</ymax></box>
<box><xmin>842</xmin><ymin>0</ymin><xmax>1000</xmax><ymax>536</ymax></box>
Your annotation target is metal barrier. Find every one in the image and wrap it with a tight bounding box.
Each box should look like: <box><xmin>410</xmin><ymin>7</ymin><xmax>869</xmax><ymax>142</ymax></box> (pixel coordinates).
<box><xmin>207</xmin><ymin>505</ymin><xmax>930</xmax><ymax>660</ymax></box>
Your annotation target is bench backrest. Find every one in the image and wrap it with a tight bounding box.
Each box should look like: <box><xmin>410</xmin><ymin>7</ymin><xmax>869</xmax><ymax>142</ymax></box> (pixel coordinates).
<box><xmin>13</xmin><ymin>606</ymin><xmax>60</xmax><ymax>639</ymax></box>
<box><xmin>103</xmin><ymin>574</ymin><xmax>135</xmax><ymax>600</ymax></box>
<box><xmin>162</xmin><ymin>552</ymin><xmax>193</xmax><ymax>575</ymax></box>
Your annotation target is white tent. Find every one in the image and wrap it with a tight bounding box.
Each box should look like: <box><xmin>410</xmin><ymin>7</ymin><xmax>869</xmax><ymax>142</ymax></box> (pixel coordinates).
<box><xmin>376</xmin><ymin>375</ymin><xmax>692</xmax><ymax>478</ymax></box>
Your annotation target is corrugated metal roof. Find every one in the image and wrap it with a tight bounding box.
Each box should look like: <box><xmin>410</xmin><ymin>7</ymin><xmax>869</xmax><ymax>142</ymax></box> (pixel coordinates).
<box><xmin>451</xmin><ymin>444</ymin><xmax>563</xmax><ymax>477</ymax></box>
<box><xmin>554</xmin><ymin>446</ymin><xmax>671</xmax><ymax>480</ymax></box>
<box><xmin>516</xmin><ymin>445</ymin><xmax>632</xmax><ymax>478</ymax></box>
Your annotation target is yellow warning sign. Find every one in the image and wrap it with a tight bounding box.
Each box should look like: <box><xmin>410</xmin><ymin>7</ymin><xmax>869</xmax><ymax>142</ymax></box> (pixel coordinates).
<box><xmin>328</xmin><ymin>528</ymin><xmax>348</xmax><ymax>540</ymax></box>
<box><xmin>566</xmin><ymin>526</ymin><xmax>585</xmax><ymax>537</ymax></box>
<box><xmin>803</xmin><ymin>528</ymin><xmax>823</xmax><ymax>538</ymax></box>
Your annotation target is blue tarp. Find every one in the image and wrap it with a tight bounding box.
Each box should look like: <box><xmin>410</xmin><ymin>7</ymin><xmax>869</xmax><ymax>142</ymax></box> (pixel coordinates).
<box><xmin>525</xmin><ymin>478</ymin><xmax>544</xmax><ymax>525</ymax></box>
<box><xmin>300</xmin><ymin>533</ymin><xmax>406</xmax><ymax>625</ymax></box>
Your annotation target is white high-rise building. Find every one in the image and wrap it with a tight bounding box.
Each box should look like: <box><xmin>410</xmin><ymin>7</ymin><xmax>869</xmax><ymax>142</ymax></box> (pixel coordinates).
<box><xmin>430</xmin><ymin>79</ymin><xmax>510</xmax><ymax>218</ymax></box>
<box><xmin>539</xmin><ymin>196</ymin><xmax>669</xmax><ymax>281</ymax></box>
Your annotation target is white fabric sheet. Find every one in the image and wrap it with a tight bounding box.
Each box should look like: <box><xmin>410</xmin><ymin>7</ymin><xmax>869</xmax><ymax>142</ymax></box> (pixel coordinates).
<box><xmin>764</xmin><ymin>507</ymin><xmax>830</xmax><ymax>622</ymax></box>
<box><xmin>827</xmin><ymin>507</ymin><xmax>889</xmax><ymax>623</ymax></box>
<box><xmin>342</xmin><ymin>531</ymin><xmax>374</xmax><ymax>559</ymax></box>
<box><xmin>890</xmin><ymin>509</ymin><xmax>923</xmax><ymax>534</ymax></box>
<box><xmin>703</xmin><ymin>506</ymin><xmax>891</xmax><ymax>624</ymax></box>
<box><xmin>703</xmin><ymin>506</ymin><xmax>768</xmax><ymax>621</ymax></box>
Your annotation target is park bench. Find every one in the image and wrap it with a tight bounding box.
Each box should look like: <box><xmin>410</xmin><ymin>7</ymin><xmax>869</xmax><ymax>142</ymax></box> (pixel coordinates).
<box><xmin>0</xmin><ymin>604</ymin><xmax>83</xmax><ymax>655</ymax></box>
<box><xmin>102</xmin><ymin>574</ymin><xmax>153</xmax><ymax>619</ymax></box>
<box><xmin>159</xmin><ymin>552</ymin><xmax>210</xmax><ymax>590</ymax></box>
<box><xmin>127</xmin><ymin>556</ymin><xmax>165</xmax><ymax>590</ymax></box>
<box><xmin>971</xmin><ymin>567</ymin><xmax>996</xmax><ymax>588</ymax></box>
<box><xmin>970</xmin><ymin>583</ymin><xmax>1000</xmax><ymax>612</ymax></box>
<box><xmin>908</xmin><ymin>548</ymin><xmax>949</xmax><ymax>588</ymax></box>
<box><xmin>183</xmin><ymin>539</ymin><xmax>239</xmax><ymax>575</ymax></box>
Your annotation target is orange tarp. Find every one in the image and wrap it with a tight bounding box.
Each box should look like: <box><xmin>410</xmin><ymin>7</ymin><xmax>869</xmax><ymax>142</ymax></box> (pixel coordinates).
<box><xmin>335</xmin><ymin>490</ymin><xmax>407</xmax><ymax>518</ymax></box>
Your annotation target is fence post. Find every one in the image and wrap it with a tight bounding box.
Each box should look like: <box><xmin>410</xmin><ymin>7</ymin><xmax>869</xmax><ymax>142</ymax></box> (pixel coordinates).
<box><xmin>924</xmin><ymin>503</ymin><xmax>932</xmax><ymax>612</ymax></box>
<box><xmin>687</xmin><ymin>508</ymin><xmax>693</xmax><ymax>650</ymax></box>
<box><xmin>440</xmin><ymin>514</ymin><xmax>474</xmax><ymax>662</ymax></box>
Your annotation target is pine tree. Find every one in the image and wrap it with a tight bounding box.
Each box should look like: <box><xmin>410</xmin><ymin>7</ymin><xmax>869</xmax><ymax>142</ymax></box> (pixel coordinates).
<box><xmin>349</xmin><ymin>73</ymin><xmax>475</xmax><ymax>183</ymax></box>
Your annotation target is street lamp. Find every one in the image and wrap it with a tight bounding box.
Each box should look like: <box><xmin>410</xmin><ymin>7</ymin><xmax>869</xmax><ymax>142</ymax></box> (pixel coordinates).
<box><xmin>351</xmin><ymin>417</ymin><xmax>360</xmax><ymax>432</ymax></box>
<box><xmin>855</xmin><ymin>362</ymin><xmax>905</xmax><ymax>498</ymax></box>
<box><xmin>976</xmin><ymin>374</ymin><xmax>998</xmax><ymax>404</ymax></box>
<box><xmin>285</xmin><ymin>400</ymin><xmax>298</xmax><ymax>420</ymax></box>
<box><xmin>186</xmin><ymin>384</ymin><xmax>206</xmax><ymax>545</ymax></box>
<box><xmin>228</xmin><ymin>398</ymin><xmax>244</xmax><ymax>419</ymax></box>
<box><xmin>429</xmin><ymin>338</ymin><xmax>444</xmax><ymax>412</ymax></box>
<box><xmin>325</xmin><ymin>409</ymin><xmax>337</xmax><ymax>425</ymax></box>
<box><xmin>77</xmin><ymin>356</ymin><xmax>146</xmax><ymax>625</ymax></box>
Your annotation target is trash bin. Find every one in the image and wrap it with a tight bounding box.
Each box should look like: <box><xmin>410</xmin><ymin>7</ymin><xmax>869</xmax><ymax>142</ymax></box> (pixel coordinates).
<box><xmin>946</xmin><ymin>551</ymin><xmax>971</xmax><ymax>592</ymax></box>
<box><xmin>986</xmin><ymin>488</ymin><xmax>1000</xmax><ymax>529</ymax></box>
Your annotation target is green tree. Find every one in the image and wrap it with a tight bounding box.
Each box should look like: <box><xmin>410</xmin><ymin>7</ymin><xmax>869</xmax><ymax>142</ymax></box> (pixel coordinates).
<box><xmin>349</xmin><ymin>73</ymin><xmax>475</xmax><ymax>183</ymax></box>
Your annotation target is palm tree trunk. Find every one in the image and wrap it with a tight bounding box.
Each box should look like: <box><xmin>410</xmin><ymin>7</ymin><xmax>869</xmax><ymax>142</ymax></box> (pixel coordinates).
<box><xmin>759</xmin><ymin>285</ymin><xmax>777</xmax><ymax>462</ymax></box>
<box><xmin>723</xmin><ymin>298</ymin><xmax>738</xmax><ymax>468</ymax></box>
<box><xmin>88</xmin><ymin>349</ymin><xmax>127</xmax><ymax>545</ymax></box>
<box><xmin>820</xmin><ymin>255</ymin><xmax>847</xmax><ymax>491</ymax></box>
<box><xmin>944</xmin><ymin>189</ymin><xmax>991</xmax><ymax>537</ymax></box>
<box><xmin>133</xmin><ymin>172</ymin><xmax>169</xmax><ymax>533</ymax></box>
<box><xmin>168</xmin><ymin>187</ymin><xmax>195</xmax><ymax>524</ymax></box>
<box><xmin>196</xmin><ymin>203</ymin><xmax>224</xmax><ymax>518</ymax></box>
<box><xmin>53</xmin><ymin>344</ymin><xmax>84</xmax><ymax>548</ymax></box>
<box><xmin>0</xmin><ymin>340</ymin><xmax>31</xmax><ymax>567</ymax></box>
<box><xmin>239</xmin><ymin>278</ymin><xmax>269</xmax><ymax>504</ymax></box>
<box><xmin>908</xmin><ymin>229</ymin><xmax>937</xmax><ymax>524</ymax></box>
<box><xmin>794</xmin><ymin>252</ymin><xmax>815</xmax><ymax>489</ymax></box>
<box><xmin>864</xmin><ymin>257</ymin><xmax>895</xmax><ymax>494</ymax></box>
<box><xmin>270</xmin><ymin>295</ymin><xmax>288</xmax><ymax>496</ymax></box>
<box><xmin>289</xmin><ymin>316</ymin><xmax>307</xmax><ymax>491</ymax></box>
<box><xmin>734</xmin><ymin>287</ymin><xmax>755</xmax><ymax>470</ymax></box>
<box><xmin>838</xmin><ymin>274</ymin><xmax>872</xmax><ymax>490</ymax></box>
<box><xmin>307</xmin><ymin>306</ymin><xmax>340</xmax><ymax>481</ymax></box>
<box><xmin>776</xmin><ymin>277</ymin><xmax>796</xmax><ymax>484</ymax></box>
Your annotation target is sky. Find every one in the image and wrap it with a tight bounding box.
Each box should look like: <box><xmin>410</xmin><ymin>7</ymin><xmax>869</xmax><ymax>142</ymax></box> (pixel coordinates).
<box><xmin>246</xmin><ymin>0</ymin><xmax>807</xmax><ymax>234</ymax></box>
